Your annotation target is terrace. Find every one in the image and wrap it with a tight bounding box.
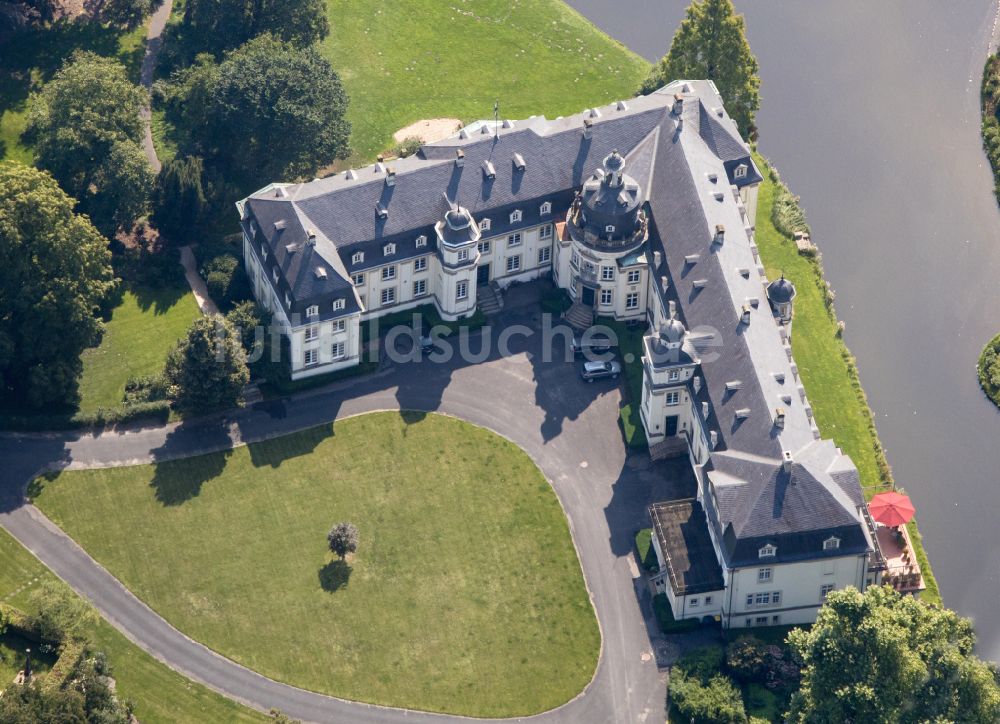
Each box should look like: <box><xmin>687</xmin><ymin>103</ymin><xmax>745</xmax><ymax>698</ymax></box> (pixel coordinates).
<box><xmin>876</xmin><ymin>524</ymin><xmax>926</xmax><ymax>595</ymax></box>
<box><xmin>648</xmin><ymin>499</ymin><xmax>724</xmax><ymax>596</ymax></box>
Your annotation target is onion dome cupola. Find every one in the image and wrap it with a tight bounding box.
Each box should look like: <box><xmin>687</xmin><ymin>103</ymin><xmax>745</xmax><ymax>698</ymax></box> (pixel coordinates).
<box><xmin>766</xmin><ymin>275</ymin><xmax>797</xmax><ymax>323</ymax></box>
<box><xmin>646</xmin><ymin>301</ymin><xmax>693</xmax><ymax>367</ymax></box>
<box><xmin>434</xmin><ymin>203</ymin><xmax>481</xmax><ymax>249</ymax></box>
<box><xmin>572</xmin><ymin>149</ymin><xmax>646</xmax><ymax>250</ymax></box>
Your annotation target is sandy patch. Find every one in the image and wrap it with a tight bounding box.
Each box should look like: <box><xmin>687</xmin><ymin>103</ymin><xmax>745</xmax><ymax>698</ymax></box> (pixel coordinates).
<box><xmin>393</xmin><ymin>118</ymin><xmax>463</xmax><ymax>144</ymax></box>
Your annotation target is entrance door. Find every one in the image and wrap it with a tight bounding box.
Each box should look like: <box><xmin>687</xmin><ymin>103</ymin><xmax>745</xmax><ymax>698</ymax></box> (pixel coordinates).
<box><xmin>477</xmin><ymin>263</ymin><xmax>490</xmax><ymax>286</ymax></box>
<box><xmin>665</xmin><ymin>415</ymin><xmax>678</xmax><ymax>437</ymax></box>
<box><xmin>582</xmin><ymin>286</ymin><xmax>595</xmax><ymax>307</ymax></box>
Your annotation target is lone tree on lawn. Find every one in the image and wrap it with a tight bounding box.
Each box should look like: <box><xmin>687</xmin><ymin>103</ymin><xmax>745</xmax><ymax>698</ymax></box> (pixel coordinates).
<box><xmin>641</xmin><ymin>0</ymin><xmax>760</xmax><ymax>138</ymax></box>
<box><xmin>788</xmin><ymin>585</ymin><xmax>1000</xmax><ymax>723</ymax></box>
<box><xmin>327</xmin><ymin>522</ymin><xmax>358</xmax><ymax>560</ymax></box>
<box><xmin>164</xmin><ymin>315</ymin><xmax>249</xmax><ymax>413</ymax></box>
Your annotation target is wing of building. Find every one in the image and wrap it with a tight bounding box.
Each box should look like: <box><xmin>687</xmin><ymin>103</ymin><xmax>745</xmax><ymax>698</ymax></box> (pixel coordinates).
<box><xmin>237</xmin><ymin>79</ymin><xmax>888</xmax><ymax>628</ymax></box>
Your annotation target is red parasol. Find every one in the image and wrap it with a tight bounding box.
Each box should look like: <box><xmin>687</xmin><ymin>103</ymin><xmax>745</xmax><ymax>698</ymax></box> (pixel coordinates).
<box><xmin>868</xmin><ymin>491</ymin><xmax>916</xmax><ymax>527</ymax></box>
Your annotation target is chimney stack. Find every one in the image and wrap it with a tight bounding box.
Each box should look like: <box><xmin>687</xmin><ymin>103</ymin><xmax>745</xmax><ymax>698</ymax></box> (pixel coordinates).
<box><xmin>782</xmin><ymin>450</ymin><xmax>793</xmax><ymax>473</ymax></box>
<box><xmin>715</xmin><ymin>224</ymin><xmax>725</xmax><ymax>243</ymax></box>
<box><xmin>740</xmin><ymin>304</ymin><xmax>751</xmax><ymax>325</ymax></box>
<box><xmin>385</xmin><ymin>167</ymin><xmax>396</xmax><ymax>187</ymax></box>
<box><xmin>672</xmin><ymin>93</ymin><xmax>684</xmax><ymax>116</ymax></box>
<box><xmin>583</xmin><ymin>118</ymin><xmax>593</xmax><ymax>139</ymax></box>
<box><xmin>775</xmin><ymin>407</ymin><xmax>786</xmax><ymax>428</ymax></box>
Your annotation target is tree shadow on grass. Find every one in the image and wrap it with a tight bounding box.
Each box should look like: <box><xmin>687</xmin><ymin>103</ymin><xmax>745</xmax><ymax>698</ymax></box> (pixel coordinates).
<box><xmin>318</xmin><ymin>559</ymin><xmax>352</xmax><ymax>593</ymax></box>
<box><xmin>247</xmin><ymin>422</ymin><xmax>331</xmax><ymax>469</ymax></box>
<box><xmin>130</xmin><ymin>283</ymin><xmax>190</xmax><ymax>316</ymax></box>
<box><xmin>149</xmin><ymin>422</ymin><xmax>234</xmax><ymax>505</ymax></box>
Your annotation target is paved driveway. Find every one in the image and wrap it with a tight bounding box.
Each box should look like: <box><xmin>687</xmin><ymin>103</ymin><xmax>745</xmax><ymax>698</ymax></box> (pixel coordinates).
<box><xmin>0</xmin><ymin>301</ymin><xmax>695</xmax><ymax>723</ymax></box>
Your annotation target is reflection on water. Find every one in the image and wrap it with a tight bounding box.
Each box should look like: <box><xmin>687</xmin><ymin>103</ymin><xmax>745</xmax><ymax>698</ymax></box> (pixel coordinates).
<box><xmin>567</xmin><ymin>0</ymin><xmax>1000</xmax><ymax>660</ymax></box>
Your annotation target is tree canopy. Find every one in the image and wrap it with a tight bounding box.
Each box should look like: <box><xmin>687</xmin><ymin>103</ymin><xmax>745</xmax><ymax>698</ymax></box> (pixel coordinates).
<box><xmin>0</xmin><ymin>161</ymin><xmax>116</xmax><ymax>408</ymax></box>
<box><xmin>26</xmin><ymin>51</ymin><xmax>153</xmax><ymax>235</ymax></box>
<box><xmin>641</xmin><ymin>0</ymin><xmax>760</xmax><ymax>137</ymax></box>
<box><xmin>327</xmin><ymin>521</ymin><xmax>359</xmax><ymax>560</ymax></box>
<box><xmin>788</xmin><ymin>586</ymin><xmax>1000</xmax><ymax>723</ymax></box>
<box><xmin>164</xmin><ymin>315</ymin><xmax>249</xmax><ymax>413</ymax></box>
<box><xmin>205</xmin><ymin>35</ymin><xmax>350</xmax><ymax>182</ymax></box>
<box><xmin>182</xmin><ymin>0</ymin><xmax>328</xmax><ymax>51</ymax></box>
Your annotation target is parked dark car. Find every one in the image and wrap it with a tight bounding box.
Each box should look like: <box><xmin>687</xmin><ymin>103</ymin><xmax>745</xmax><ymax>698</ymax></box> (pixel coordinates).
<box><xmin>572</xmin><ymin>333</ymin><xmax>616</xmax><ymax>357</ymax></box>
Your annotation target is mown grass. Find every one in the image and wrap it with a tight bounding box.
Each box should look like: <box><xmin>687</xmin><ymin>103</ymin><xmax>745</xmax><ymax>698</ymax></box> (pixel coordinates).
<box><xmin>77</xmin><ymin>285</ymin><xmax>201</xmax><ymax>414</ymax></box>
<box><xmin>0</xmin><ymin>20</ymin><xmax>146</xmax><ymax>163</ymax></box>
<box><xmin>0</xmin><ymin>527</ymin><xmax>265</xmax><ymax>723</ymax></box>
<box><xmin>319</xmin><ymin>0</ymin><xmax>649</xmax><ymax>160</ymax></box>
<box><xmin>753</xmin><ymin>154</ymin><xmax>940</xmax><ymax>605</ymax></box>
<box><xmin>30</xmin><ymin>412</ymin><xmax>601</xmax><ymax>717</ymax></box>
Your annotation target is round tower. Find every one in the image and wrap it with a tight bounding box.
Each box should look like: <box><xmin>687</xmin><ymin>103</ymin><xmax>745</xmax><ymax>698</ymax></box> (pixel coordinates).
<box><xmin>766</xmin><ymin>275</ymin><xmax>797</xmax><ymax>323</ymax></box>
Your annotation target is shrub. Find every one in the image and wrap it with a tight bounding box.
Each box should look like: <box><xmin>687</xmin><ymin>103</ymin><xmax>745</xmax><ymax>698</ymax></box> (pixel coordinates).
<box><xmin>768</xmin><ymin>167</ymin><xmax>809</xmax><ymax>237</ymax></box>
<box><xmin>635</xmin><ymin>528</ymin><xmax>658</xmax><ymax>572</ymax></box>
<box><xmin>726</xmin><ymin>636</ymin><xmax>768</xmax><ymax>684</ymax></box>
<box><xmin>978</xmin><ymin>332</ymin><xmax>1000</xmax><ymax>407</ymax></box>
<box><xmin>28</xmin><ymin>581</ymin><xmax>98</xmax><ymax>643</ymax></box>
<box><xmin>201</xmin><ymin>252</ymin><xmax>252</xmax><ymax>311</ymax></box>
<box><xmin>678</xmin><ymin>645</ymin><xmax>725</xmax><ymax>681</ymax></box>
<box><xmin>670</xmin><ymin>670</ymin><xmax>747</xmax><ymax>724</ymax></box>
<box><xmin>112</xmin><ymin>229</ymin><xmax>187</xmax><ymax>289</ymax></box>
<box><xmin>123</xmin><ymin>374</ymin><xmax>169</xmax><ymax>405</ymax></box>
<box><xmin>392</xmin><ymin>136</ymin><xmax>423</xmax><ymax>158</ymax></box>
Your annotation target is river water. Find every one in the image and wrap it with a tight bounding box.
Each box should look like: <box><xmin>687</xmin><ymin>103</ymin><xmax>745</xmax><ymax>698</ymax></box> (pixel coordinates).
<box><xmin>566</xmin><ymin>0</ymin><xmax>1000</xmax><ymax>659</ymax></box>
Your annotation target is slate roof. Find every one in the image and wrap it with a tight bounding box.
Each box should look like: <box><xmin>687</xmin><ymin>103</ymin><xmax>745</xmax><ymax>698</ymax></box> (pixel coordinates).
<box><xmin>238</xmin><ymin>79</ymin><xmax>869</xmax><ymax>565</ymax></box>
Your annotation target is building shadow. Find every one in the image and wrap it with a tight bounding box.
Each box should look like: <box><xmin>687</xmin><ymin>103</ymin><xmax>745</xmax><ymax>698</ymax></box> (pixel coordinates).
<box><xmin>318</xmin><ymin>559</ymin><xmax>352</xmax><ymax>593</ymax></box>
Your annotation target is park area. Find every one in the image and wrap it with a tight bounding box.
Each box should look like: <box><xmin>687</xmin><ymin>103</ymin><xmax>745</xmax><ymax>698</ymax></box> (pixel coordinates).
<box><xmin>28</xmin><ymin>412</ymin><xmax>601</xmax><ymax>716</ymax></box>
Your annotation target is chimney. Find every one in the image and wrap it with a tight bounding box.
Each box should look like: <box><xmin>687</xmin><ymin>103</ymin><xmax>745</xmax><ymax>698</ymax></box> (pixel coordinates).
<box><xmin>306</xmin><ymin>228</ymin><xmax>317</xmax><ymax>245</ymax></box>
<box><xmin>583</xmin><ymin>118</ymin><xmax>593</xmax><ymax>139</ymax></box>
<box><xmin>782</xmin><ymin>450</ymin><xmax>793</xmax><ymax>473</ymax></box>
<box><xmin>482</xmin><ymin>160</ymin><xmax>496</xmax><ymax>180</ymax></box>
<box><xmin>513</xmin><ymin>153</ymin><xmax>526</xmax><ymax>171</ymax></box>
<box><xmin>740</xmin><ymin>304</ymin><xmax>751</xmax><ymax>325</ymax></box>
<box><xmin>710</xmin><ymin>430</ymin><xmax>718</xmax><ymax>449</ymax></box>
<box><xmin>376</xmin><ymin>154</ymin><xmax>384</xmax><ymax>163</ymax></box>
<box><xmin>715</xmin><ymin>224</ymin><xmax>725</xmax><ymax>243</ymax></box>
<box><xmin>685</xmin><ymin>254</ymin><xmax>700</xmax><ymax>265</ymax></box>
<box><xmin>653</xmin><ymin>250</ymin><xmax>662</xmax><ymax>267</ymax></box>
<box><xmin>344</xmin><ymin>168</ymin><xmax>357</xmax><ymax>180</ymax></box>
<box><xmin>775</xmin><ymin>407</ymin><xmax>786</xmax><ymax>428</ymax></box>
<box><xmin>701</xmin><ymin>401</ymin><xmax>709</xmax><ymax>418</ymax></box>
<box><xmin>455</xmin><ymin>149</ymin><xmax>465</xmax><ymax>167</ymax></box>
<box><xmin>672</xmin><ymin>93</ymin><xmax>684</xmax><ymax>115</ymax></box>
<box><xmin>375</xmin><ymin>202</ymin><xmax>388</xmax><ymax>220</ymax></box>
<box><xmin>385</xmin><ymin>167</ymin><xmax>396</xmax><ymax>186</ymax></box>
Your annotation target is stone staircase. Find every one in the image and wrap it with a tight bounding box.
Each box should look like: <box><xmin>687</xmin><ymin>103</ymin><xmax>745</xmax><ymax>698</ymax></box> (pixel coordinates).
<box><xmin>563</xmin><ymin>301</ymin><xmax>594</xmax><ymax>331</ymax></box>
<box><xmin>477</xmin><ymin>282</ymin><xmax>503</xmax><ymax>316</ymax></box>
<box><xmin>649</xmin><ymin>436</ymin><xmax>689</xmax><ymax>461</ymax></box>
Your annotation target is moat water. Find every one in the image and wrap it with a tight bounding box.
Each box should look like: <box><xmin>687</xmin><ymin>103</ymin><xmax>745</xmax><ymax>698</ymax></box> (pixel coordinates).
<box><xmin>565</xmin><ymin>0</ymin><xmax>1000</xmax><ymax>659</ymax></box>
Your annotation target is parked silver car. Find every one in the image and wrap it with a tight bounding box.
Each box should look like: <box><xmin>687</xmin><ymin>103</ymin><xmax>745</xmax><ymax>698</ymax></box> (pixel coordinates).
<box><xmin>580</xmin><ymin>360</ymin><xmax>621</xmax><ymax>382</ymax></box>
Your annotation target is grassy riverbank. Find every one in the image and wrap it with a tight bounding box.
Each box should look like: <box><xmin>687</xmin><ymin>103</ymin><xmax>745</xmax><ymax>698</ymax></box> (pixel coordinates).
<box><xmin>754</xmin><ymin>154</ymin><xmax>940</xmax><ymax>605</ymax></box>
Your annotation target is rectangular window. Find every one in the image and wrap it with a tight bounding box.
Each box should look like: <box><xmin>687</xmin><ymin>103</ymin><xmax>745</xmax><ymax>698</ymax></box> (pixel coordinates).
<box><xmin>414</xmin><ymin>257</ymin><xmax>427</xmax><ymax>272</ymax></box>
<box><xmin>332</xmin><ymin>319</ymin><xmax>346</xmax><ymax>333</ymax></box>
<box><xmin>458</xmin><ymin>249</ymin><xmax>469</xmax><ymax>262</ymax></box>
<box><xmin>666</xmin><ymin>390</ymin><xmax>680</xmax><ymax>406</ymax></box>
<box><xmin>304</xmin><ymin>325</ymin><xmax>319</xmax><ymax>342</ymax></box>
<box><xmin>820</xmin><ymin>584</ymin><xmax>835</xmax><ymax>600</ymax></box>
<box><xmin>507</xmin><ymin>233</ymin><xmax>522</xmax><ymax>247</ymax></box>
<box><xmin>456</xmin><ymin>280</ymin><xmax>468</xmax><ymax>301</ymax></box>
<box><xmin>668</xmin><ymin>369</ymin><xmax>680</xmax><ymax>382</ymax></box>
<box><xmin>772</xmin><ymin>615</ymin><xmax>781</xmax><ymax>624</ymax></box>
<box><xmin>704</xmin><ymin>596</ymin><xmax>713</xmax><ymax>605</ymax></box>
<box><xmin>772</xmin><ymin>591</ymin><xmax>781</xmax><ymax>605</ymax></box>
<box><xmin>331</xmin><ymin>341</ymin><xmax>346</xmax><ymax>359</ymax></box>
<box><xmin>538</xmin><ymin>246</ymin><xmax>551</xmax><ymax>264</ymax></box>
<box><xmin>380</xmin><ymin>287</ymin><xmax>396</xmax><ymax>306</ymax></box>
<box><xmin>690</xmin><ymin>597</ymin><xmax>699</xmax><ymax>607</ymax></box>
<box><xmin>352</xmin><ymin>273</ymin><xmax>365</xmax><ymax>286</ymax></box>
<box><xmin>382</xmin><ymin>265</ymin><xmax>396</xmax><ymax>281</ymax></box>
<box><xmin>413</xmin><ymin>279</ymin><xmax>426</xmax><ymax>297</ymax></box>
<box><xmin>746</xmin><ymin>618</ymin><xmax>753</xmax><ymax>628</ymax></box>
<box><xmin>303</xmin><ymin>349</ymin><xmax>318</xmax><ymax>366</ymax></box>
<box><xmin>756</xmin><ymin>616</ymin><xmax>769</xmax><ymax>626</ymax></box>
<box><xmin>506</xmin><ymin>255</ymin><xmax>521</xmax><ymax>273</ymax></box>
<box><xmin>626</xmin><ymin>292</ymin><xmax>639</xmax><ymax>310</ymax></box>
<box><xmin>478</xmin><ymin>240</ymin><xmax>491</xmax><ymax>254</ymax></box>
<box><xmin>758</xmin><ymin>568</ymin><xmax>772</xmax><ymax>583</ymax></box>
<box><xmin>539</xmin><ymin>224</ymin><xmax>553</xmax><ymax>239</ymax></box>
<box><xmin>600</xmin><ymin>288</ymin><xmax>613</xmax><ymax>306</ymax></box>
<box><xmin>755</xmin><ymin>592</ymin><xmax>770</xmax><ymax>606</ymax></box>
<box><xmin>601</xmin><ymin>265</ymin><xmax>615</xmax><ymax>281</ymax></box>
<box><xmin>571</xmin><ymin>251</ymin><xmax>580</xmax><ymax>267</ymax></box>
<box><xmin>746</xmin><ymin>594</ymin><xmax>754</xmax><ymax>607</ymax></box>
<box><xmin>627</xmin><ymin>269</ymin><xmax>641</xmax><ymax>284</ymax></box>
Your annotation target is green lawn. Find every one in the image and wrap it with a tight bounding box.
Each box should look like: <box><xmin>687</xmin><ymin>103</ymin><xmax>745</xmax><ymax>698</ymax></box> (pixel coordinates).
<box><xmin>77</xmin><ymin>285</ymin><xmax>201</xmax><ymax>414</ymax></box>
<box><xmin>0</xmin><ymin>527</ymin><xmax>265</xmax><ymax>723</ymax></box>
<box><xmin>0</xmin><ymin>20</ymin><xmax>146</xmax><ymax>163</ymax></box>
<box><xmin>30</xmin><ymin>412</ymin><xmax>601</xmax><ymax>717</ymax></box>
<box><xmin>753</xmin><ymin>155</ymin><xmax>940</xmax><ymax>605</ymax></box>
<box><xmin>318</xmin><ymin>0</ymin><xmax>649</xmax><ymax>160</ymax></box>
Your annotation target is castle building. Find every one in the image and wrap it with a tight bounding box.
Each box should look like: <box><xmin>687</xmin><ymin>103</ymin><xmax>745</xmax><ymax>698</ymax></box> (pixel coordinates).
<box><xmin>237</xmin><ymin>80</ymin><xmax>886</xmax><ymax>628</ymax></box>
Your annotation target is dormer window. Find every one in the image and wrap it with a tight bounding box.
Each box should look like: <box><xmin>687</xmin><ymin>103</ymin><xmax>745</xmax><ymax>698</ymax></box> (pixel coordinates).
<box><xmin>352</xmin><ymin>251</ymin><xmax>364</xmax><ymax>265</ymax></box>
<box><xmin>758</xmin><ymin>544</ymin><xmax>777</xmax><ymax>559</ymax></box>
<box><xmin>272</xmin><ymin>267</ymin><xmax>279</xmax><ymax>283</ymax></box>
<box><xmin>823</xmin><ymin>537</ymin><xmax>841</xmax><ymax>551</ymax></box>
<box><xmin>605</xmin><ymin>224</ymin><xmax>615</xmax><ymax>234</ymax></box>
<box><xmin>333</xmin><ymin>298</ymin><xmax>345</xmax><ymax>311</ymax></box>
<box><xmin>479</xmin><ymin>218</ymin><xmax>491</xmax><ymax>232</ymax></box>
<box><xmin>383</xmin><ymin>243</ymin><xmax>396</xmax><ymax>256</ymax></box>
<box><xmin>510</xmin><ymin>209</ymin><xmax>522</xmax><ymax>223</ymax></box>
<box><xmin>734</xmin><ymin>164</ymin><xmax>748</xmax><ymax>180</ymax></box>
<box><xmin>261</xmin><ymin>244</ymin><xmax>268</xmax><ymax>261</ymax></box>
<box><xmin>306</xmin><ymin>305</ymin><xmax>319</xmax><ymax>318</ymax></box>
<box><xmin>415</xmin><ymin>235</ymin><xmax>427</xmax><ymax>248</ymax></box>
<box><xmin>284</xmin><ymin>293</ymin><xmax>291</xmax><ymax>308</ymax></box>
<box><xmin>540</xmin><ymin>201</ymin><xmax>552</xmax><ymax>215</ymax></box>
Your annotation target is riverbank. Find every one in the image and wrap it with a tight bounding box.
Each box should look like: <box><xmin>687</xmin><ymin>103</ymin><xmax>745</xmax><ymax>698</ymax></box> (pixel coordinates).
<box><xmin>754</xmin><ymin>154</ymin><xmax>940</xmax><ymax>605</ymax></box>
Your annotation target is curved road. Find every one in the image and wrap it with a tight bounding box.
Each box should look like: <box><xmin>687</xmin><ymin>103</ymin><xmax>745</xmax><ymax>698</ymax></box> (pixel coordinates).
<box><xmin>0</xmin><ymin>308</ymin><xmax>687</xmax><ymax>723</ymax></box>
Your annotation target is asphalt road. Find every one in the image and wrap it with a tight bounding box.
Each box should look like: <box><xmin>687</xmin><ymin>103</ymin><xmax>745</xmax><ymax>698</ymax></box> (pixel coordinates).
<box><xmin>0</xmin><ymin>304</ymin><xmax>694</xmax><ymax>723</ymax></box>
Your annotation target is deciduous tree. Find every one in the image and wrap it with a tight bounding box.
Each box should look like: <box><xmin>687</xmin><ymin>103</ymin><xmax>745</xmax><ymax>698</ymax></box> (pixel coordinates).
<box><xmin>164</xmin><ymin>315</ymin><xmax>249</xmax><ymax>413</ymax></box>
<box><xmin>327</xmin><ymin>522</ymin><xmax>358</xmax><ymax>560</ymax></box>
<box><xmin>0</xmin><ymin>161</ymin><xmax>116</xmax><ymax>408</ymax></box>
<box><xmin>151</xmin><ymin>155</ymin><xmax>208</xmax><ymax>243</ymax></box>
<box><xmin>788</xmin><ymin>586</ymin><xmax>1000</xmax><ymax>723</ymax></box>
<box><xmin>182</xmin><ymin>0</ymin><xmax>327</xmax><ymax>51</ymax></box>
<box><xmin>641</xmin><ymin>0</ymin><xmax>760</xmax><ymax>137</ymax></box>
